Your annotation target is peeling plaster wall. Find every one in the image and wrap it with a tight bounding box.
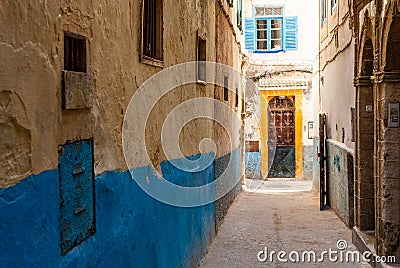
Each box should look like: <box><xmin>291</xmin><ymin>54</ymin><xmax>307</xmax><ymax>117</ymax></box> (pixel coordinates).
<box><xmin>0</xmin><ymin>41</ymin><xmax>59</xmax><ymax>186</ymax></box>
<box><xmin>213</xmin><ymin>0</ymin><xmax>243</xmax><ymax>231</ymax></box>
<box><xmin>0</xmin><ymin>0</ymin><xmax>243</xmax><ymax>266</ymax></box>
<box><xmin>0</xmin><ymin>91</ymin><xmax>31</xmax><ymax>188</ymax></box>
<box><xmin>214</xmin><ymin>0</ymin><xmax>243</xmax><ymax>158</ymax></box>
<box><xmin>319</xmin><ymin>0</ymin><xmax>355</xmax><ymax>149</ymax></box>
<box><xmin>0</xmin><ymin>0</ymin><xmax>218</xmax><ymax>181</ymax></box>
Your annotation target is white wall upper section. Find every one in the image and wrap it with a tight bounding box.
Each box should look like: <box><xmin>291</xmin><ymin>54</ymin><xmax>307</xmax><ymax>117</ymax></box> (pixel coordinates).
<box><xmin>243</xmin><ymin>0</ymin><xmax>319</xmax><ymax>65</ymax></box>
<box><xmin>320</xmin><ymin>43</ymin><xmax>355</xmax><ymax>148</ymax></box>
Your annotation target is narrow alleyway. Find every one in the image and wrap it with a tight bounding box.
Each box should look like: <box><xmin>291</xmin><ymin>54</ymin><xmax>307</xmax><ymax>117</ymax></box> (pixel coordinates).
<box><xmin>201</xmin><ymin>181</ymin><xmax>369</xmax><ymax>267</ymax></box>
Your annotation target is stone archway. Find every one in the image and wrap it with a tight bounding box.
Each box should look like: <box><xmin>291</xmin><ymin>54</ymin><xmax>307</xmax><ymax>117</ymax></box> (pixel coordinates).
<box><xmin>355</xmin><ymin>34</ymin><xmax>375</xmax><ymax>232</ymax></box>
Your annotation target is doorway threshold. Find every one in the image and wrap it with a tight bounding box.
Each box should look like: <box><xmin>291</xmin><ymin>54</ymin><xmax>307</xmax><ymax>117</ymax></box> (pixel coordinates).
<box><xmin>266</xmin><ymin>177</ymin><xmax>295</xmax><ymax>181</ymax></box>
<box><xmin>243</xmin><ymin>179</ymin><xmax>312</xmax><ymax>193</ymax></box>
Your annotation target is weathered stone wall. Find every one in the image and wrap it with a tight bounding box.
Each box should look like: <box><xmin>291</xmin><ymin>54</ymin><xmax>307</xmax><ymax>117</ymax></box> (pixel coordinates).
<box><xmin>375</xmin><ymin>80</ymin><xmax>400</xmax><ymax>257</ymax></box>
<box><xmin>352</xmin><ymin>1</ymin><xmax>400</xmax><ymax>260</ymax></box>
<box><xmin>354</xmin><ymin>80</ymin><xmax>375</xmax><ymax>231</ymax></box>
<box><xmin>326</xmin><ymin>139</ymin><xmax>354</xmax><ymax>227</ymax></box>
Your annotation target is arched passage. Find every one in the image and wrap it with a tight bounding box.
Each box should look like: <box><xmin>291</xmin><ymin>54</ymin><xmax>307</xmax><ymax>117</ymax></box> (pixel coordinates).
<box><xmin>355</xmin><ymin>37</ymin><xmax>375</xmax><ymax>232</ymax></box>
<box><xmin>385</xmin><ymin>17</ymin><xmax>400</xmax><ymax>71</ymax></box>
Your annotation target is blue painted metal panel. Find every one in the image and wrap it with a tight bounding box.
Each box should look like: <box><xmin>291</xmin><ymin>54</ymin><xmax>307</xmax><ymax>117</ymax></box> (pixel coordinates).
<box><xmin>284</xmin><ymin>16</ymin><xmax>298</xmax><ymax>51</ymax></box>
<box><xmin>59</xmin><ymin>139</ymin><xmax>95</xmax><ymax>255</ymax></box>
<box><xmin>244</xmin><ymin>17</ymin><xmax>255</xmax><ymax>51</ymax></box>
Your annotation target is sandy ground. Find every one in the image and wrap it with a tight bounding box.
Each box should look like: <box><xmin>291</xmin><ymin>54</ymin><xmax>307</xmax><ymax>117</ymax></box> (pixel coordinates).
<box><xmin>200</xmin><ymin>181</ymin><xmax>370</xmax><ymax>268</ymax></box>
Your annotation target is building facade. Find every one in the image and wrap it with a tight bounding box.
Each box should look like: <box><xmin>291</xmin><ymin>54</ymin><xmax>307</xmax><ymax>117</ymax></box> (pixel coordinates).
<box><xmin>319</xmin><ymin>0</ymin><xmax>356</xmax><ymax>227</ymax></box>
<box><xmin>0</xmin><ymin>0</ymin><xmax>243</xmax><ymax>267</ymax></box>
<box><xmin>352</xmin><ymin>0</ymin><xmax>400</xmax><ymax>261</ymax></box>
<box><xmin>319</xmin><ymin>0</ymin><xmax>400</xmax><ymax>261</ymax></box>
<box><xmin>243</xmin><ymin>0</ymin><xmax>318</xmax><ymax>180</ymax></box>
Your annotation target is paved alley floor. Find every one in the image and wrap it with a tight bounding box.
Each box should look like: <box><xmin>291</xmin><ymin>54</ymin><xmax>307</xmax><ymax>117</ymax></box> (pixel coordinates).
<box><xmin>201</xmin><ymin>181</ymin><xmax>370</xmax><ymax>268</ymax></box>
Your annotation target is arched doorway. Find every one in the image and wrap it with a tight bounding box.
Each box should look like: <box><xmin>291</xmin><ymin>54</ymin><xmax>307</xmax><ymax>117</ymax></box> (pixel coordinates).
<box><xmin>268</xmin><ymin>96</ymin><xmax>296</xmax><ymax>178</ymax></box>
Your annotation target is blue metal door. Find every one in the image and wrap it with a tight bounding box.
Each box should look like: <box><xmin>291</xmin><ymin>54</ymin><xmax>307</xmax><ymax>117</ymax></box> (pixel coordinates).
<box><xmin>59</xmin><ymin>139</ymin><xmax>95</xmax><ymax>255</ymax></box>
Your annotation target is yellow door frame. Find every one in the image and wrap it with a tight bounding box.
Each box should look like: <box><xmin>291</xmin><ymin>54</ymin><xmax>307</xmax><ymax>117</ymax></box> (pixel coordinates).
<box><xmin>260</xmin><ymin>89</ymin><xmax>303</xmax><ymax>179</ymax></box>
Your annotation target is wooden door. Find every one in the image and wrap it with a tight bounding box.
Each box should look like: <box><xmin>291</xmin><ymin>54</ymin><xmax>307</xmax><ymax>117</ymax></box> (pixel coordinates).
<box><xmin>268</xmin><ymin>97</ymin><xmax>295</xmax><ymax>178</ymax></box>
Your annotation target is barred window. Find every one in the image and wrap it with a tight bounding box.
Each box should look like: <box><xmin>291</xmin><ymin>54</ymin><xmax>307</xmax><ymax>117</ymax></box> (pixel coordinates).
<box><xmin>64</xmin><ymin>33</ymin><xmax>86</xmax><ymax>73</ymax></box>
<box><xmin>142</xmin><ymin>0</ymin><xmax>163</xmax><ymax>62</ymax></box>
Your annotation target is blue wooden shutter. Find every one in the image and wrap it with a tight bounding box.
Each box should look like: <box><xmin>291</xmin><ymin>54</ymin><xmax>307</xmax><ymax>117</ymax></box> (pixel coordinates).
<box><xmin>284</xmin><ymin>16</ymin><xmax>298</xmax><ymax>51</ymax></box>
<box><xmin>244</xmin><ymin>17</ymin><xmax>255</xmax><ymax>51</ymax></box>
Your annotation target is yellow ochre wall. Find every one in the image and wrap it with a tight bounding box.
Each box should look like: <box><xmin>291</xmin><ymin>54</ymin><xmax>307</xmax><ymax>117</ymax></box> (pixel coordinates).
<box><xmin>260</xmin><ymin>89</ymin><xmax>303</xmax><ymax>179</ymax></box>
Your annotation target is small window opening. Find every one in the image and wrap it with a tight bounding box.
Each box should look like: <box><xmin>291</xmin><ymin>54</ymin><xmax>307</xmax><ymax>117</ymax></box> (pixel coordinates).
<box><xmin>224</xmin><ymin>76</ymin><xmax>229</xmax><ymax>101</ymax></box>
<box><xmin>64</xmin><ymin>33</ymin><xmax>86</xmax><ymax>72</ymax></box>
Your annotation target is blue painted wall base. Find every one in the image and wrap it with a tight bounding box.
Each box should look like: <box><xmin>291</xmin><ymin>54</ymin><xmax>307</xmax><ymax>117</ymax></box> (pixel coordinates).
<box><xmin>326</xmin><ymin>139</ymin><xmax>354</xmax><ymax>228</ymax></box>
<box><xmin>245</xmin><ymin>152</ymin><xmax>261</xmax><ymax>180</ymax></box>
<box><xmin>0</xmin><ymin>150</ymin><xmax>244</xmax><ymax>267</ymax></box>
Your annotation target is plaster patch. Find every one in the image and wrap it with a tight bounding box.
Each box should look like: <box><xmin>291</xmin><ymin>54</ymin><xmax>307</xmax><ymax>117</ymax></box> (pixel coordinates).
<box><xmin>0</xmin><ymin>91</ymin><xmax>31</xmax><ymax>188</ymax></box>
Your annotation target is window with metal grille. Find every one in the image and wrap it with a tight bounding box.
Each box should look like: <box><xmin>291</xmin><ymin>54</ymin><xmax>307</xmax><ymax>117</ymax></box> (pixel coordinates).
<box><xmin>142</xmin><ymin>0</ymin><xmax>163</xmax><ymax>62</ymax></box>
<box><xmin>269</xmin><ymin>96</ymin><xmax>294</xmax><ymax>108</ymax></box>
<box><xmin>224</xmin><ymin>76</ymin><xmax>229</xmax><ymax>101</ymax></box>
<box><xmin>197</xmin><ymin>36</ymin><xmax>206</xmax><ymax>82</ymax></box>
<box><xmin>64</xmin><ymin>33</ymin><xmax>86</xmax><ymax>72</ymax></box>
<box><xmin>235</xmin><ymin>88</ymin><xmax>239</xmax><ymax>108</ymax></box>
<box><xmin>255</xmin><ymin>6</ymin><xmax>283</xmax><ymax>16</ymax></box>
